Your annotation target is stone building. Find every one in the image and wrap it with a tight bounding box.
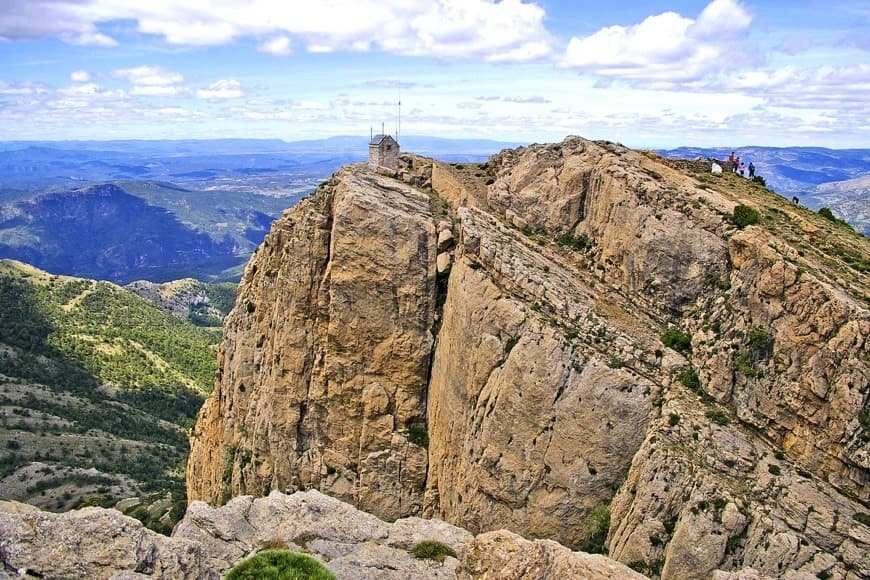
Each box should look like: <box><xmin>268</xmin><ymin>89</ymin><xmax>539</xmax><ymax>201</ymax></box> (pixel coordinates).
<box><xmin>369</xmin><ymin>134</ymin><xmax>399</xmax><ymax>169</ymax></box>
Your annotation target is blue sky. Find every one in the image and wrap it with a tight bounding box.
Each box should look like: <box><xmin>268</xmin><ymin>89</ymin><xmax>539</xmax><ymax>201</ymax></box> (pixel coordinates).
<box><xmin>0</xmin><ymin>0</ymin><xmax>867</xmax><ymax>148</ymax></box>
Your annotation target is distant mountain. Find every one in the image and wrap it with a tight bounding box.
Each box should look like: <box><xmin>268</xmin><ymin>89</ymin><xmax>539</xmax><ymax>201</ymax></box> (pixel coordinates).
<box><xmin>0</xmin><ymin>182</ymin><xmax>293</xmax><ymax>283</ymax></box>
<box><xmin>659</xmin><ymin>145</ymin><xmax>869</xmax><ymax>234</ymax></box>
<box><xmin>0</xmin><ymin>135</ymin><xmax>519</xmax><ymax>191</ymax></box>
<box><xmin>0</xmin><ymin>136</ymin><xmax>522</xmax><ymax>283</ymax></box>
<box><xmin>810</xmin><ymin>176</ymin><xmax>870</xmax><ymax>236</ymax></box>
<box><xmin>0</xmin><ymin>260</ymin><xmax>220</xmax><ymax>529</ymax></box>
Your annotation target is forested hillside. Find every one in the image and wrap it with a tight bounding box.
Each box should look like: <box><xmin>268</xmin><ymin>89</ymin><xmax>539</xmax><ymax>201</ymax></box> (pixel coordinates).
<box><xmin>0</xmin><ymin>260</ymin><xmax>219</xmax><ymax>531</ymax></box>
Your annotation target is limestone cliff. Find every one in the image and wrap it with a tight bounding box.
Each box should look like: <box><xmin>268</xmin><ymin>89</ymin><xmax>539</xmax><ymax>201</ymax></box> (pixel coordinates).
<box><xmin>187</xmin><ymin>169</ymin><xmax>436</xmax><ymax>520</ymax></box>
<box><xmin>188</xmin><ymin>137</ymin><xmax>869</xmax><ymax>579</ymax></box>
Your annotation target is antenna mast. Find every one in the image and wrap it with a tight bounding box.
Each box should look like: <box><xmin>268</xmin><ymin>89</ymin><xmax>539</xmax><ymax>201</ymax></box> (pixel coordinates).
<box><xmin>397</xmin><ymin>85</ymin><xmax>401</xmax><ymax>144</ymax></box>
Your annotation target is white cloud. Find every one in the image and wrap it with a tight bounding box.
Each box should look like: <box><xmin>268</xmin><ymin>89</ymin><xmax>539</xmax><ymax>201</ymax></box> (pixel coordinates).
<box><xmin>365</xmin><ymin>80</ymin><xmax>419</xmax><ymax>89</ymax></box>
<box><xmin>130</xmin><ymin>85</ymin><xmax>185</xmax><ymax>97</ymax></box>
<box><xmin>197</xmin><ymin>79</ymin><xmax>244</xmax><ymax>99</ymax></box>
<box><xmin>113</xmin><ymin>65</ymin><xmax>184</xmax><ymax>86</ymax></box>
<box><xmin>57</xmin><ymin>82</ymin><xmax>126</xmax><ymax>99</ymax></box>
<box><xmin>258</xmin><ymin>36</ymin><xmax>292</xmax><ymax>56</ymax></box>
<box><xmin>64</xmin><ymin>30</ymin><xmax>117</xmax><ymax>47</ymax></box>
<box><xmin>561</xmin><ymin>0</ymin><xmax>752</xmax><ymax>82</ymax></box>
<box><xmin>112</xmin><ymin>65</ymin><xmax>186</xmax><ymax>97</ymax></box>
<box><xmin>0</xmin><ymin>81</ymin><xmax>49</xmax><ymax>95</ymax></box>
<box><xmin>71</xmin><ymin>70</ymin><xmax>91</xmax><ymax>83</ymax></box>
<box><xmin>0</xmin><ymin>0</ymin><xmax>552</xmax><ymax>62</ymax></box>
<box><xmin>0</xmin><ymin>0</ymin><xmax>117</xmax><ymax>46</ymax></box>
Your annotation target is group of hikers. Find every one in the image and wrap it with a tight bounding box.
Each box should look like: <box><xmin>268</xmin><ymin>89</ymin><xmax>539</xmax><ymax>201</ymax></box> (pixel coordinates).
<box><xmin>728</xmin><ymin>151</ymin><xmax>756</xmax><ymax>178</ymax></box>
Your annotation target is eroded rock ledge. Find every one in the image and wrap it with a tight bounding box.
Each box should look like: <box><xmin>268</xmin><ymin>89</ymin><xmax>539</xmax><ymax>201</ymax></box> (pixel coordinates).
<box><xmin>0</xmin><ymin>491</ymin><xmax>646</xmax><ymax>579</ymax></box>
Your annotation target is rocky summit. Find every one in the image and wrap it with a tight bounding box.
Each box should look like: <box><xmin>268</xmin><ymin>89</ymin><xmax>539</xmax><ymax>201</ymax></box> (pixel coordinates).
<box><xmin>185</xmin><ymin>136</ymin><xmax>868</xmax><ymax>579</ymax></box>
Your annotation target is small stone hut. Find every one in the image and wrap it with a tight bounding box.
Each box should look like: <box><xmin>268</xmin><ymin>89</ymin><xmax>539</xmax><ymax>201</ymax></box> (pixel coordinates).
<box><xmin>369</xmin><ymin>134</ymin><xmax>399</xmax><ymax>169</ymax></box>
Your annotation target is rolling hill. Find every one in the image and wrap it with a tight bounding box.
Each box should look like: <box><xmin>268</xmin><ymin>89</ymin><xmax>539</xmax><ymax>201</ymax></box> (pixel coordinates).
<box><xmin>0</xmin><ymin>260</ymin><xmax>222</xmax><ymax>530</ymax></box>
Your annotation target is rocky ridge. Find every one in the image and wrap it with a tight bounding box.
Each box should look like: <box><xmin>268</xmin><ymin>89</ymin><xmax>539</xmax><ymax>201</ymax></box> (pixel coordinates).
<box><xmin>187</xmin><ymin>136</ymin><xmax>868</xmax><ymax>578</ymax></box>
<box><xmin>0</xmin><ymin>490</ymin><xmax>645</xmax><ymax>579</ymax></box>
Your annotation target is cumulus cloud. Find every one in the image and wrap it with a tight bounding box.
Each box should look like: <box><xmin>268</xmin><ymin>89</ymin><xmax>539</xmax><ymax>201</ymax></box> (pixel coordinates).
<box><xmin>0</xmin><ymin>0</ymin><xmax>552</xmax><ymax>62</ymax></box>
<box><xmin>113</xmin><ymin>66</ymin><xmax>183</xmax><ymax>86</ymax></box>
<box><xmin>258</xmin><ymin>36</ymin><xmax>292</xmax><ymax>56</ymax></box>
<box><xmin>71</xmin><ymin>70</ymin><xmax>92</xmax><ymax>83</ymax></box>
<box><xmin>197</xmin><ymin>79</ymin><xmax>244</xmax><ymax>99</ymax></box>
<box><xmin>0</xmin><ymin>0</ymin><xmax>118</xmax><ymax>46</ymax></box>
<box><xmin>57</xmin><ymin>83</ymin><xmax>110</xmax><ymax>97</ymax></box>
<box><xmin>561</xmin><ymin>0</ymin><xmax>753</xmax><ymax>82</ymax></box>
<box><xmin>112</xmin><ymin>65</ymin><xmax>186</xmax><ymax>97</ymax></box>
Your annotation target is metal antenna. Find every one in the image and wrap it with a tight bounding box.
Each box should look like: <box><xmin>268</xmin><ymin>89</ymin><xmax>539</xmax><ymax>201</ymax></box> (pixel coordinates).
<box><xmin>397</xmin><ymin>86</ymin><xmax>401</xmax><ymax>144</ymax></box>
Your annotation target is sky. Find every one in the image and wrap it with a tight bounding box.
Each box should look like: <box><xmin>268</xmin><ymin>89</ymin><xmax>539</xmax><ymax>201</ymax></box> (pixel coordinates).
<box><xmin>0</xmin><ymin>0</ymin><xmax>867</xmax><ymax>148</ymax></box>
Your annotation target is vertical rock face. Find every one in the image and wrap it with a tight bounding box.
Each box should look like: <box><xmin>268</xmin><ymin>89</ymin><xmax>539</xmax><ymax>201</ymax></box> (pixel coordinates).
<box><xmin>188</xmin><ymin>137</ymin><xmax>868</xmax><ymax>578</ymax></box>
<box><xmin>187</xmin><ymin>167</ymin><xmax>436</xmax><ymax>520</ymax></box>
<box><xmin>423</xmin><ymin>208</ymin><xmax>659</xmax><ymax>548</ymax></box>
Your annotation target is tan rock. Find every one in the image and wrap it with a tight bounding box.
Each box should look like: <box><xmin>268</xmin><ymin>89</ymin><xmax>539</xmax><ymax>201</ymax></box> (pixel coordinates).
<box><xmin>436</xmin><ymin>252</ymin><xmax>452</xmax><ymax>273</ymax></box>
<box><xmin>0</xmin><ymin>503</ymin><xmax>216</xmax><ymax>579</ymax></box>
<box><xmin>187</xmin><ymin>166</ymin><xmax>436</xmax><ymax>521</ymax></box>
<box><xmin>425</xmin><ymin>207</ymin><xmax>658</xmax><ymax>549</ymax></box>
<box><xmin>438</xmin><ymin>228</ymin><xmax>455</xmax><ymax>251</ymax></box>
<box><xmin>457</xmin><ymin>529</ymin><xmax>647</xmax><ymax>579</ymax></box>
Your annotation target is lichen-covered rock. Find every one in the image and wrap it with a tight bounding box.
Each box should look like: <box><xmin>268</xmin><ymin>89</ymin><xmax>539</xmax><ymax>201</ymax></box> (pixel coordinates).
<box><xmin>174</xmin><ymin>490</ymin><xmax>471</xmax><ymax>579</ymax></box>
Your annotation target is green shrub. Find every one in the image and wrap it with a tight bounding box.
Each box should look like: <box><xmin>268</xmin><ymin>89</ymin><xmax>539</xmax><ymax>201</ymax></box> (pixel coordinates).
<box><xmin>678</xmin><ymin>367</ymin><xmax>700</xmax><ymax>390</ymax></box>
<box><xmin>410</xmin><ymin>540</ymin><xmax>457</xmax><ymax>562</ymax></box>
<box><xmin>406</xmin><ymin>424</ymin><xmax>429</xmax><ymax>448</ymax></box>
<box><xmin>746</xmin><ymin>328</ymin><xmax>772</xmax><ymax>358</ymax></box>
<box><xmin>225</xmin><ymin>550</ymin><xmax>335</xmax><ymax>580</ymax></box>
<box><xmin>662</xmin><ymin>329</ymin><xmax>692</xmax><ymax>354</ymax></box>
<box><xmin>705</xmin><ymin>408</ymin><xmax>729</xmax><ymax>426</ymax></box>
<box><xmin>853</xmin><ymin>512</ymin><xmax>870</xmax><ymax>527</ymax></box>
<box><xmin>818</xmin><ymin>207</ymin><xmax>837</xmax><ymax>222</ymax></box>
<box><xmin>556</xmin><ymin>233</ymin><xmax>592</xmax><ymax>251</ymax></box>
<box><xmin>768</xmin><ymin>464</ymin><xmax>781</xmax><ymax>476</ymax></box>
<box><xmin>732</xmin><ymin>204</ymin><xmax>759</xmax><ymax>228</ymax></box>
<box><xmin>579</xmin><ymin>503</ymin><xmax>611</xmax><ymax>555</ymax></box>
<box><xmin>817</xmin><ymin>207</ymin><xmax>855</xmax><ymax>231</ymax></box>
<box><xmin>751</xmin><ymin>175</ymin><xmax>766</xmax><ymax>187</ymax></box>
<box><xmin>668</xmin><ymin>413</ymin><xmax>680</xmax><ymax>426</ymax></box>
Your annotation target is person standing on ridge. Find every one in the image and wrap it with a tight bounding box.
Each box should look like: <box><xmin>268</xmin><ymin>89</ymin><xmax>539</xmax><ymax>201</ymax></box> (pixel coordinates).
<box><xmin>748</xmin><ymin>162</ymin><xmax>756</xmax><ymax>178</ymax></box>
<box><xmin>739</xmin><ymin>161</ymin><xmax>746</xmax><ymax>177</ymax></box>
